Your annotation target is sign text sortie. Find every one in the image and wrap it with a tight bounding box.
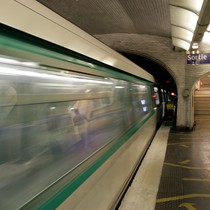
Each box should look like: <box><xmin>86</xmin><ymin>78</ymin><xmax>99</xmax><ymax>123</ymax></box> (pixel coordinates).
<box><xmin>187</xmin><ymin>53</ymin><xmax>210</xmax><ymax>64</ymax></box>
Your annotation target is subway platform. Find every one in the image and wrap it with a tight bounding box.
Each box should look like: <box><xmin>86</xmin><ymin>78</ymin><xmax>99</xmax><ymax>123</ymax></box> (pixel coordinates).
<box><xmin>119</xmin><ymin>119</ymin><xmax>210</xmax><ymax>210</ymax></box>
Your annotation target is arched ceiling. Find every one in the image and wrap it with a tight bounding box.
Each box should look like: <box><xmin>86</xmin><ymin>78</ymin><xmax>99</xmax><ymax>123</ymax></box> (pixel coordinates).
<box><xmin>37</xmin><ymin>0</ymin><xmax>210</xmax><ymax>51</ymax></box>
<box><xmin>36</xmin><ymin>0</ymin><xmax>210</xmax><ymax>92</ymax></box>
<box><xmin>120</xmin><ymin>52</ymin><xmax>177</xmax><ymax>93</ymax></box>
<box><xmin>37</xmin><ymin>0</ymin><xmax>171</xmax><ymax>38</ymax></box>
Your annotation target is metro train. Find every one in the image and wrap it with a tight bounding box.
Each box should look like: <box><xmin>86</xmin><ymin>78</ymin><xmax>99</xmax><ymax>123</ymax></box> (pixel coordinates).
<box><xmin>0</xmin><ymin>2</ymin><xmax>165</xmax><ymax>209</ymax></box>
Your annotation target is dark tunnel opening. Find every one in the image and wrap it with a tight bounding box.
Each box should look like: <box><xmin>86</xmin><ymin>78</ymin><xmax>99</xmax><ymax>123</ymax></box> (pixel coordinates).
<box><xmin>120</xmin><ymin>52</ymin><xmax>177</xmax><ymax>94</ymax></box>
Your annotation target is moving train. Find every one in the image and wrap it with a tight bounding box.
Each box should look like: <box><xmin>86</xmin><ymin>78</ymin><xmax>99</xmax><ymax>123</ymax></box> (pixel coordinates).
<box><xmin>0</xmin><ymin>1</ymin><xmax>165</xmax><ymax>209</ymax></box>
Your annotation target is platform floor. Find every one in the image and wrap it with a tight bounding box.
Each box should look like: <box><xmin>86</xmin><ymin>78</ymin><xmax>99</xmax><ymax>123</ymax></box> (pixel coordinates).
<box><xmin>119</xmin><ymin>120</ymin><xmax>210</xmax><ymax>210</ymax></box>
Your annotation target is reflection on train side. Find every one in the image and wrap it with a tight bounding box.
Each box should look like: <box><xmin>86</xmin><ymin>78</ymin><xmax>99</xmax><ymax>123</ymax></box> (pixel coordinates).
<box><xmin>0</xmin><ymin>61</ymin><xmax>154</xmax><ymax>209</ymax></box>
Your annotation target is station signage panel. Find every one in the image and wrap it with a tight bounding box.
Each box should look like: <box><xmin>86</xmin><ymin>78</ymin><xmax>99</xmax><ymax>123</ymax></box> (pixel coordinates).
<box><xmin>187</xmin><ymin>53</ymin><xmax>210</xmax><ymax>64</ymax></box>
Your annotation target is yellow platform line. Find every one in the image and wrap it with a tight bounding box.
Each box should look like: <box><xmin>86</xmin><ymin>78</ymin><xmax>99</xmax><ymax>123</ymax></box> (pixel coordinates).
<box><xmin>180</xmin><ymin>137</ymin><xmax>201</xmax><ymax>139</ymax></box>
<box><xmin>168</xmin><ymin>142</ymin><xmax>202</xmax><ymax>146</ymax></box>
<box><xmin>164</xmin><ymin>162</ymin><xmax>210</xmax><ymax>170</ymax></box>
<box><xmin>156</xmin><ymin>193</ymin><xmax>210</xmax><ymax>203</ymax></box>
<box><xmin>182</xmin><ymin>178</ymin><xmax>210</xmax><ymax>182</ymax></box>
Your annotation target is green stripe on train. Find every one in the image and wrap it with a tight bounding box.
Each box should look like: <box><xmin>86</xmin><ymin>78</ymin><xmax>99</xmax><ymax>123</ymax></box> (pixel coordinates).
<box><xmin>0</xmin><ymin>32</ymin><xmax>152</xmax><ymax>85</ymax></box>
<box><xmin>38</xmin><ymin>110</ymin><xmax>155</xmax><ymax>210</ymax></box>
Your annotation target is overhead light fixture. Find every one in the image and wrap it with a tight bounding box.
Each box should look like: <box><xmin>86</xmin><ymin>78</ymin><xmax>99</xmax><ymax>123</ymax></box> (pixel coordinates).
<box><xmin>203</xmin><ymin>31</ymin><xmax>210</xmax><ymax>43</ymax></box>
<box><xmin>170</xmin><ymin>6</ymin><xmax>198</xmax><ymax>31</ymax></box>
<box><xmin>172</xmin><ymin>38</ymin><xmax>190</xmax><ymax>51</ymax></box>
<box><xmin>192</xmin><ymin>42</ymin><xmax>199</xmax><ymax>49</ymax></box>
<box><xmin>170</xmin><ymin>0</ymin><xmax>203</xmax><ymax>14</ymax></box>
<box><xmin>171</xmin><ymin>26</ymin><xmax>193</xmax><ymax>43</ymax></box>
<box><xmin>169</xmin><ymin>0</ymin><xmax>204</xmax><ymax>51</ymax></box>
<box><xmin>207</xmin><ymin>24</ymin><xmax>210</xmax><ymax>32</ymax></box>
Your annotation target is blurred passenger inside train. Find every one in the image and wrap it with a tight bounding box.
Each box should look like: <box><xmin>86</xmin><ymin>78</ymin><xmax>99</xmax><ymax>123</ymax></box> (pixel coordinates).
<box><xmin>73</xmin><ymin>108</ymin><xmax>88</xmax><ymax>145</ymax></box>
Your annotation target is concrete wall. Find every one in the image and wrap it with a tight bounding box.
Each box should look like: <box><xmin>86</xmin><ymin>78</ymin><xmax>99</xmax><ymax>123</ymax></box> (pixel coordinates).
<box><xmin>95</xmin><ymin>33</ymin><xmax>210</xmax><ymax>129</ymax></box>
<box><xmin>185</xmin><ymin>42</ymin><xmax>210</xmax><ymax>128</ymax></box>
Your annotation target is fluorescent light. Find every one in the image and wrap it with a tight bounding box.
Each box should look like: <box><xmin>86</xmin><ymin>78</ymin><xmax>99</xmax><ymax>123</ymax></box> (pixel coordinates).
<box><xmin>192</xmin><ymin>42</ymin><xmax>199</xmax><ymax>49</ymax></box>
<box><xmin>170</xmin><ymin>6</ymin><xmax>198</xmax><ymax>32</ymax></box>
<box><xmin>169</xmin><ymin>0</ymin><xmax>205</xmax><ymax>51</ymax></box>
<box><xmin>171</xmin><ymin>26</ymin><xmax>193</xmax><ymax>42</ymax></box>
<box><xmin>0</xmin><ymin>57</ymin><xmax>39</xmax><ymax>67</ymax></box>
<box><xmin>170</xmin><ymin>0</ymin><xmax>203</xmax><ymax>14</ymax></box>
<box><xmin>115</xmin><ymin>86</ymin><xmax>124</xmax><ymax>89</ymax></box>
<box><xmin>207</xmin><ymin>24</ymin><xmax>210</xmax><ymax>32</ymax></box>
<box><xmin>0</xmin><ymin>66</ymin><xmax>113</xmax><ymax>85</ymax></box>
<box><xmin>172</xmin><ymin>38</ymin><xmax>190</xmax><ymax>50</ymax></box>
<box><xmin>202</xmin><ymin>31</ymin><xmax>210</xmax><ymax>43</ymax></box>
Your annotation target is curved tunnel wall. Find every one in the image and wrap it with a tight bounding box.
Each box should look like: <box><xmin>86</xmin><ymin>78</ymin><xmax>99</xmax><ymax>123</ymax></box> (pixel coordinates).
<box><xmin>120</xmin><ymin>52</ymin><xmax>177</xmax><ymax>94</ymax></box>
<box><xmin>95</xmin><ymin>33</ymin><xmax>210</xmax><ymax>129</ymax></box>
<box><xmin>120</xmin><ymin>52</ymin><xmax>178</xmax><ymax>126</ymax></box>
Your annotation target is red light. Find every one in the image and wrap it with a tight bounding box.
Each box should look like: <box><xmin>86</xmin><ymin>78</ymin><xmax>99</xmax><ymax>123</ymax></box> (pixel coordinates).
<box><xmin>152</xmin><ymin>94</ymin><xmax>157</xmax><ymax>98</ymax></box>
<box><xmin>171</xmin><ymin>92</ymin><xmax>175</xmax><ymax>96</ymax></box>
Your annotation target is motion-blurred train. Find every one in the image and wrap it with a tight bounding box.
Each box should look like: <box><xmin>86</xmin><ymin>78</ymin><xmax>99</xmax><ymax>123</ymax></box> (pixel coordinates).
<box><xmin>0</xmin><ymin>1</ymin><xmax>166</xmax><ymax>209</ymax></box>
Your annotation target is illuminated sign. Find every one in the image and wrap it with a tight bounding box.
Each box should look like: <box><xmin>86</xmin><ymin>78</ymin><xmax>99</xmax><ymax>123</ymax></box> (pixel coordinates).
<box><xmin>187</xmin><ymin>53</ymin><xmax>210</xmax><ymax>64</ymax></box>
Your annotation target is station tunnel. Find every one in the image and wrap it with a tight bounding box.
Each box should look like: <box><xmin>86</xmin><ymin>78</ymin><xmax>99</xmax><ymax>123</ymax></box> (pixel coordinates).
<box><xmin>1</xmin><ymin>1</ymin><xmax>210</xmax><ymax>210</ymax></box>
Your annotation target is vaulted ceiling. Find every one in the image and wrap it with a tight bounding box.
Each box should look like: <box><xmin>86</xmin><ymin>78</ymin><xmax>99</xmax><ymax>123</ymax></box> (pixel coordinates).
<box><xmin>36</xmin><ymin>0</ymin><xmax>210</xmax><ymax>92</ymax></box>
<box><xmin>36</xmin><ymin>0</ymin><xmax>173</xmax><ymax>88</ymax></box>
<box><xmin>37</xmin><ymin>0</ymin><xmax>171</xmax><ymax>38</ymax></box>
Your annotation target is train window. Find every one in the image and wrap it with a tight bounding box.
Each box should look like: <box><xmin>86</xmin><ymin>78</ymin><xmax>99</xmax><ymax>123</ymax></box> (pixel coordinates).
<box><xmin>0</xmin><ymin>59</ymin><xmax>154</xmax><ymax>209</ymax></box>
<box><xmin>102</xmin><ymin>97</ymin><xmax>111</xmax><ymax>105</ymax></box>
<box><xmin>0</xmin><ymin>82</ymin><xmax>17</xmax><ymax>124</ymax></box>
<box><xmin>154</xmin><ymin>87</ymin><xmax>160</xmax><ymax>105</ymax></box>
<box><xmin>93</xmin><ymin>99</ymin><xmax>102</xmax><ymax>107</ymax></box>
<box><xmin>130</xmin><ymin>83</ymin><xmax>153</xmax><ymax>122</ymax></box>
